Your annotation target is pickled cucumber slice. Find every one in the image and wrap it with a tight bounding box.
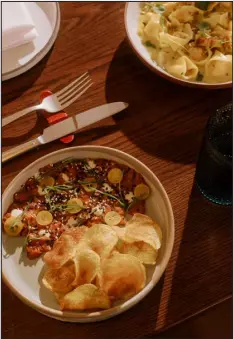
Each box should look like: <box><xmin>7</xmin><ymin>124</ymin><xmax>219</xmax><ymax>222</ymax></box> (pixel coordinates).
<box><xmin>82</xmin><ymin>177</ymin><xmax>97</xmax><ymax>192</ymax></box>
<box><xmin>134</xmin><ymin>184</ymin><xmax>150</xmax><ymax>200</ymax></box>
<box><xmin>36</xmin><ymin>211</ymin><xmax>53</xmax><ymax>226</ymax></box>
<box><xmin>104</xmin><ymin>211</ymin><xmax>121</xmax><ymax>226</ymax></box>
<box><xmin>38</xmin><ymin>186</ymin><xmax>46</xmax><ymax>196</ymax></box>
<box><xmin>67</xmin><ymin>198</ymin><xmax>83</xmax><ymax>214</ymax></box>
<box><xmin>4</xmin><ymin>216</ymin><xmax>24</xmax><ymax>236</ymax></box>
<box><xmin>39</xmin><ymin>176</ymin><xmax>55</xmax><ymax>188</ymax></box>
<box><xmin>107</xmin><ymin>168</ymin><xmax>123</xmax><ymax>184</ymax></box>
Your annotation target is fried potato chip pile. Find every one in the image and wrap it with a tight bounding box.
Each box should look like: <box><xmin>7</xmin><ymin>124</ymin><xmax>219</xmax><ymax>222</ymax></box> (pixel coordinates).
<box><xmin>42</xmin><ymin>214</ymin><xmax>162</xmax><ymax>311</ymax></box>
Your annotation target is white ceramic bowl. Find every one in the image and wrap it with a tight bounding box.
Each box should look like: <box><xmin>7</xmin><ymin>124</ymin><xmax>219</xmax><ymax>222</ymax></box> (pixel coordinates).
<box><xmin>125</xmin><ymin>2</ymin><xmax>232</xmax><ymax>89</ymax></box>
<box><xmin>2</xmin><ymin>146</ymin><xmax>174</xmax><ymax>322</ymax></box>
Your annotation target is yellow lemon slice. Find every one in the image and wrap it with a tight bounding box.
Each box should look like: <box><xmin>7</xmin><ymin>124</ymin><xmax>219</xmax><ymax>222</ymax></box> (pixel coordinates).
<box><xmin>4</xmin><ymin>216</ymin><xmax>24</xmax><ymax>236</ymax></box>
<box><xmin>82</xmin><ymin>178</ymin><xmax>97</xmax><ymax>193</ymax></box>
<box><xmin>134</xmin><ymin>184</ymin><xmax>150</xmax><ymax>200</ymax></box>
<box><xmin>36</xmin><ymin>211</ymin><xmax>53</xmax><ymax>226</ymax></box>
<box><xmin>104</xmin><ymin>211</ymin><xmax>121</xmax><ymax>226</ymax></box>
<box><xmin>39</xmin><ymin>176</ymin><xmax>55</xmax><ymax>188</ymax></box>
<box><xmin>107</xmin><ymin>168</ymin><xmax>123</xmax><ymax>184</ymax></box>
<box><xmin>67</xmin><ymin>198</ymin><xmax>83</xmax><ymax>214</ymax></box>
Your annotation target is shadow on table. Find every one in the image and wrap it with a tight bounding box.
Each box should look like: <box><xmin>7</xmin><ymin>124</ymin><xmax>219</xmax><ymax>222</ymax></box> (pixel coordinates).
<box><xmin>105</xmin><ymin>39</ymin><xmax>232</xmax><ymax>165</ymax></box>
<box><xmin>150</xmin><ymin>183</ymin><xmax>232</xmax><ymax>339</ymax></box>
<box><xmin>2</xmin><ymin>123</ymin><xmax>119</xmax><ymax>148</ymax></box>
<box><xmin>2</xmin><ymin>47</ymin><xmax>54</xmax><ymax>106</ymax></box>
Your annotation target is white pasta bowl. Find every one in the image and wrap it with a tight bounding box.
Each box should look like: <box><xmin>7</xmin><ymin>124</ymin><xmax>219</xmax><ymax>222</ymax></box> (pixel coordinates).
<box><xmin>125</xmin><ymin>2</ymin><xmax>232</xmax><ymax>89</ymax></box>
<box><xmin>2</xmin><ymin>146</ymin><xmax>174</xmax><ymax>322</ymax></box>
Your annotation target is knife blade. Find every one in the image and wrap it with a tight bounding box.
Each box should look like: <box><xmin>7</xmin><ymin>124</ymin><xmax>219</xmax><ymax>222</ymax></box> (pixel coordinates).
<box><xmin>38</xmin><ymin>102</ymin><xmax>128</xmax><ymax>144</ymax></box>
<box><xmin>2</xmin><ymin>102</ymin><xmax>128</xmax><ymax>163</ymax></box>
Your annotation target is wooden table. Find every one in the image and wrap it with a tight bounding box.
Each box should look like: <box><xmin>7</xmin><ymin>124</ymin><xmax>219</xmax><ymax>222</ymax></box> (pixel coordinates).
<box><xmin>2</xmin><ymin>2</ymin><xmax>232</xmax><ymax>339</ymax></box>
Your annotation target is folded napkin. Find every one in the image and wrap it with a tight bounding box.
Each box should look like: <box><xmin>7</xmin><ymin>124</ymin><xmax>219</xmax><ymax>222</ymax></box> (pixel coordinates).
<box><xmin>2</xmin><ymin>2</ymin><xmax>38</xmax><ymax>51</ymax></box>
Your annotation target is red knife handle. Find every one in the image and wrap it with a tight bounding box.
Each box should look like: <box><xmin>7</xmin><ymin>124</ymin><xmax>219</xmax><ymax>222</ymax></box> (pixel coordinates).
<box><xmin>39</xmin><ymin>90</ymin><xmax>75</xmax><ymax>144</ymax></box>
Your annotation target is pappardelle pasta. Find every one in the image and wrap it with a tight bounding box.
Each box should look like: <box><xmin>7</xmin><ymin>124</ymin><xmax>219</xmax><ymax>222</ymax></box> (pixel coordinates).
<box><xmin>138</xmin><ymin>2</ymin><xmax>232</xmax><ymax>83</ymax></box>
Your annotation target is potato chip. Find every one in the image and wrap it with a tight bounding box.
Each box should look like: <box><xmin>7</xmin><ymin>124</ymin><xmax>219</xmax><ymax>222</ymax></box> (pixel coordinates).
<box><xmin>42</xmin><ymin>261</ymin><xmax>75</xmax><ymax>293</ymax></box>
<box><xmin>100</xmin><ymin>252</ymin><xmax>146</xmax><ymax>300</ymax></box>
<box><xmin>113</xmin><ymin>223</ymin><xmax>159</xmax><ymax>265</ymax></box>
<box><xmin>124</xmin><ymin>213</ymin><xmax>162</xmax><ymax>250</ymax></box>
<box><xmin>112</xmin><ymin>225</ymin><xmax>126</xmax><ymax>239</ymax></box>
<box><xmin>43</xmin><ymin>227</ymin><xmax>87</xmax><ymax>269</ymax></box>
<box><xmin>120</xmin><ymin>241</ymin><xmax>158</xmax><ymax>265</ymax></box>
<box><xmin>60</xmin><ymin>284</ymin><xmax>111</xmax><ymax>310</ymax></box>
<box><xmin>72</xmin><ymin>248</ymin><xmax>100</xmax><ymax>286</ymax></box>
<box><xmin>81</xmin><ymin>224</ymin><xmax>118</xmax><ymax>259</ymax></box>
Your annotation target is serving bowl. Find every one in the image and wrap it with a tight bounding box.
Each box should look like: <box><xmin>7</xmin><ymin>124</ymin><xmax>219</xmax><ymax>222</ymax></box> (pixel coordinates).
<box><xmin>124</xmin><ymin>2</ymin><xmax>232</xmax><ymax>89</ymax></box>
<box><xmin>2</xmin><ymin>146</ymin><xmax>174</xmax><ymax>322</ymax></box>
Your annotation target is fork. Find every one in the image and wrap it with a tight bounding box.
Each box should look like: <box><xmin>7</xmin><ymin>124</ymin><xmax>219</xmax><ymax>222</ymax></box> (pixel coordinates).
<box><xmin>2</xmin><ymin>72</ymin><xmax>93</xmax><ymax>127</ymax></box>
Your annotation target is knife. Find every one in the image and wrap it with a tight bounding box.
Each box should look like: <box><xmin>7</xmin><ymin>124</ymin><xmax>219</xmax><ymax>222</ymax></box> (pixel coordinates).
<box><xmin>2</xmin><ymin>102</ymin><xmax>128</xmax><ymax>163</ymax></box>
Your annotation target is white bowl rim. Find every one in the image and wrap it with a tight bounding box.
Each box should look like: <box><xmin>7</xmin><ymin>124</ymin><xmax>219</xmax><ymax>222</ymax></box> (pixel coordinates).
<box><xmin>2</xmin><ymin>145</ymin><xmax>175</xmax><ymax>322</ymax></box>
<box><xmin>124</xmin><ymin>2</ymin><xmax>232</xmax><ymax>88</ymax></box>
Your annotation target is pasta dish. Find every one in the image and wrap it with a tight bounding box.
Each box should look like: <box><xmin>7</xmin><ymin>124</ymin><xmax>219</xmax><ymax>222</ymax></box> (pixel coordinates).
<box><xmin>138</xmin><ymin>2</ymin><xmax>232</xmax><ymax>83</ymax></box>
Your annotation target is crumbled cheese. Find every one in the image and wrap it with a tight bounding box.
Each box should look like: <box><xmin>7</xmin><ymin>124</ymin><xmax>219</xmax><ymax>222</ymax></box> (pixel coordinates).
<box><xmin>11</xmin><ymin>209</ymin><xmax>23</xmax><ymax>217</ymax></box>
<box><xmin>91</xmin><ymin>205</ymin><xmax>104</xmax><ymax>216</ymax></box>
<box><xmin>86</xmin><ymin>159</ymin><xmax>96</xmax><ymax>169</ymax></box>
<box><xmin>67</xmin><ymin>217</ymin><xmax>77</xmax><ymax>226</ymax></box>
<box><xmin>61</xmin><ymin>173</ymin><xmax>69</xmax><ymax>182</ymax></box>
<box><xmin>102</xmin><ymin>183</ymin><xmax>113</xmax><ymax>193</ymax></box>
<box><xmin>125</xmin><ymin>192</ymin><xmax>134</xmax><ymax>203</ymax></box>
<box><xmin>34</xmin><ymin>172</ymin><xmax>40</xmax><ymax>179</ymax></box>
<box><xmin>38</xmin><ymin>229</ymin><xmax>46</xmax><ymax>236</ymax></box>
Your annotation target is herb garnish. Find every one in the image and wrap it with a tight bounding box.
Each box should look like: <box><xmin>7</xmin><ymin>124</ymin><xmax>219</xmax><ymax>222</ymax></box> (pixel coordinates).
<box><xmin>126</xmin><ymin>197</ymin><xmax>139</xmax><ymax>214</ymax></box>
<box><xmin>196</xmin><ymin>72</ymin><xmax>204</xmax><ymax>81</ymax></box>
<box><xmin>195</xmin><ymin>2</ymin><xmax>209</xmax><ymax>11</ymax></box>
<box><xmin>153</xmin><ymin>4</ymin><xmax>165</xmax><ymax>14</ymax></box>
<box><xmin>45</xmin><ymin>184</ymin><xmax>74</xmax><ymax>192</ymax></box>
<box><xmin>197</xmin><ymin>22</ymin><xmax>210</xmax><ymax>31</ymax></box>
<box><xmin>78</xmin><ymin>181</ymin><xmax>126</xmax><ymax>208</ymax></box>
<box><xmin>144</xmin><ymin>41</ymin><xmax>156</xmax><ymax>48</ymax></box>
<box><xmin>51</xmin><ymin>203</ymin><xmax>87</xmax><ymax>212</ymax></box>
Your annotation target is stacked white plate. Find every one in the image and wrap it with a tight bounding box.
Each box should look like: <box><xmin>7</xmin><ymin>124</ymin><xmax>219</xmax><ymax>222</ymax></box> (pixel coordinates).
<box><xmin>2</xmin><ymin>2</ymin><xmax>60</xmax><ymax>81</ymax></box>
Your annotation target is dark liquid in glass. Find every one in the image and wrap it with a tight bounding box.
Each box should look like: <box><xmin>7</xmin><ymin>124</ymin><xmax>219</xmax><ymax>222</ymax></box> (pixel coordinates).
<box><xmin>195</xmin><ymin>104</ymin><xmax>232</xmax><ymax>205</ymax></box>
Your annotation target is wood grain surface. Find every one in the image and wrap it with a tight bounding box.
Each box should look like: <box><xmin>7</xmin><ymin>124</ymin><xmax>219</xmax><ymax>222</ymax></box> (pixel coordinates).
<box><xmin>2</xmin><ymin>2</ymin><xmax>232</xmax><ymax>339</ymax></box>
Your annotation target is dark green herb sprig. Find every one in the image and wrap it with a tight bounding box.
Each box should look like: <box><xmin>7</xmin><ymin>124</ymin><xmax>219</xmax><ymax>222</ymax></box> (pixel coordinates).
<box><xmin>51</xmin><ymin>203</ymin><xmax>87</xmax><ymax>212</ymax></box>
<box><xmin>144</xmin><ymin>41</ymin><xmax>156</xmax><ymax>48</ymax></box>
<box><xmin>196</xmin><ymin>72</ymin><xmax>204</xmax><ymax>81</ymax></box>
<box><xmin>153</xmin><ymin>4</ymin><xmax>165</xmax><ymax>14</ymax></box>
<box><xmin>45</xmin><ymin>184</ymin><xmax>74</xmax><ymax>192</ymax></box>
<box><xmin>195</xmin><ymin>2</ymin><xmax>209</xmax><ymax>11</ymax></box>
<box><xmin>78</xmin><ymin>181</ymin><xmax>126</xmax><ymax>208</ymax></box>
<box><xmin>126</xmin><ymin>197</ymin><xmax>139</xmax><ymax>214</ymax></box>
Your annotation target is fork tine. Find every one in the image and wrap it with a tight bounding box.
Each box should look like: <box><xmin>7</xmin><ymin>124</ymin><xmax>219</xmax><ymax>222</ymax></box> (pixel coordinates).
<box><xmin>55</xmin><ymin>72</ymin><xmax>89</xmax><ymax>97</ymax></box>
<box><xmin>59</xmin><ymin>78</ymin><xmax>92</xmax><ymax>105</ymax></box>
<box><xmin>57</xmin><ymin>74</ymin><xmax>90</xmax><ymax>101</ymax></box>
<box><xmin>61</xmin><ymin>82</ymin><xmax>93</xmax><ymax>110</ymax></box>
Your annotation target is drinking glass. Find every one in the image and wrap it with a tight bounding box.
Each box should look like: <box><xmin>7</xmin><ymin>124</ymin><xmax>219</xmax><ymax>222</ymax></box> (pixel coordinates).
<box><xmin>195</xmin><ymin>103</ymin><xmax>232</xmax><ymax>205</ymax></box>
